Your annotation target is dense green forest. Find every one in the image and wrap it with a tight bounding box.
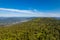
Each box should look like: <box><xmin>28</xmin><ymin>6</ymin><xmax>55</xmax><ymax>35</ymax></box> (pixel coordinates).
<box><xmin>0</xmin><ymin>18</ymin><xmax>60</xmax><ymax>40</ymax></box>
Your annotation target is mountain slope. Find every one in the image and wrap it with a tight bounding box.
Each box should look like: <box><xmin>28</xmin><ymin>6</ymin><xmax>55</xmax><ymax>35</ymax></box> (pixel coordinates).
<box><xmin>0</xmin><ymin>18</ymin><xmax>60</xmax><ymax>40</ymax></box>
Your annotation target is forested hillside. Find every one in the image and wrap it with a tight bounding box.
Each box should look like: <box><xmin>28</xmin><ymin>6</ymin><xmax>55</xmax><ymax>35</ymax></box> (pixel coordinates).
<box><xmin>0</xmin><ymin>18</ymin><xmax>60</xmax><ymax>40</ymax></box>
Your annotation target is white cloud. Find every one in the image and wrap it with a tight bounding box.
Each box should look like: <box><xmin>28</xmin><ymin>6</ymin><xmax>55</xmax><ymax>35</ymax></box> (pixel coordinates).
<box><xmin>0</xmin><ymin>8</ymin><xmax>60</xmax><ymax>17</ymax></box>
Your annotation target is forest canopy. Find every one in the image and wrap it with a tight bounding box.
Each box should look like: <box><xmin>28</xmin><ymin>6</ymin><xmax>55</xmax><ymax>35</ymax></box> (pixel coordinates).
<box><xmin>0</xmin><ymin>18</ymin><xmax>60</xmax><ymax>40</ymax></box>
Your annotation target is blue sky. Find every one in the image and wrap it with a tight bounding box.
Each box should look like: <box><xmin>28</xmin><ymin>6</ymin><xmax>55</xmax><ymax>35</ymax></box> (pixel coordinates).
<box><xmin>0</xmin><ymin>0</ymin><xmax>60</xmax><ymax>17</ymax></box>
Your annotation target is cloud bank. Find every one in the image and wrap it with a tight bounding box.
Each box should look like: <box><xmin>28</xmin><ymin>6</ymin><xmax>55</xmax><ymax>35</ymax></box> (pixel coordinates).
<box><xmin>0</xmin><ymin>8</ymin><xmax>60</xmax><ymax>17</ymax></box>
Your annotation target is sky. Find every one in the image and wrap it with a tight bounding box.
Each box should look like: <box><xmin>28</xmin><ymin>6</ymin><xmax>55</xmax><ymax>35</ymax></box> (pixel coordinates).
<box><xmin>0</xmin><ymin>0</ymin><xmax>60</xmax><ymax>17</ymax></box>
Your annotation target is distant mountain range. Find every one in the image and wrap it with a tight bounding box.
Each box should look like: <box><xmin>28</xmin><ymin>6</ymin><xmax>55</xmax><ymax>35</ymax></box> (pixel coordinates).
<box><xmin>0</xmin><ymin>17</ymin><xmax>34</xmax><ymax>26</ymax></box>
<box><xmin>0</xmin><ymin>17</ymin><xmax>60</xmax><ymax>26</ymax></box>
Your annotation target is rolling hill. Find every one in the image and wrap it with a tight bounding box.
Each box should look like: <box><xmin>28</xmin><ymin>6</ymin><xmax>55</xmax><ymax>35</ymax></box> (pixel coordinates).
<box><xmin>0</xmin><ymin>18</ymin><xmax>60</xmax><ymax>40</ymax></box>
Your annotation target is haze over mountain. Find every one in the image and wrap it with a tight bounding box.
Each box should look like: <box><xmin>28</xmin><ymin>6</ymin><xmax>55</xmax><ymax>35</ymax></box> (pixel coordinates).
<box><xmin>0</xmin><ymin>17</ymin><xmax>33</xmax><ymax>26</ymax></box>
<box><xmin>0</xmin><ymin>17</ymin><xmax>60</xmax><ymax>26</ymax></box>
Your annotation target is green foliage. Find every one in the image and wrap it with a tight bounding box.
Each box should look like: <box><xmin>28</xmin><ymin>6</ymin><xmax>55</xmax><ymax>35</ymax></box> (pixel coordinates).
<box><xmin>0</xmin><ymin>18</ymin><xmax>60</xmax><ymax>40</ymax></box>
